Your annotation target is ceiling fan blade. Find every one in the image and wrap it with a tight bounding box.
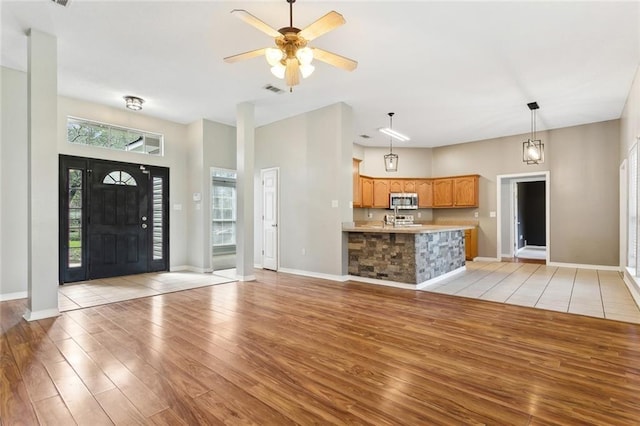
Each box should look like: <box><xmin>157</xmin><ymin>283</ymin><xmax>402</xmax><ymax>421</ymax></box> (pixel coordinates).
<box><xmin>224</xmin><ymin>48</ymin><xmax>267</xmax><ymax>64</ymax></box>
<box><xmin>312</xmin><ymin>48</ymin><xmax>358</xmax><ymax>71</ymax></box>
<box><xmin>298</xmin><ymin>11</ymin><xmax>345</xmax><ymax>41</ymax></box>
<box><xmin>231</xmin><ymin>9</ymin><xmax>281</xmax><ymax>38</ymax></box>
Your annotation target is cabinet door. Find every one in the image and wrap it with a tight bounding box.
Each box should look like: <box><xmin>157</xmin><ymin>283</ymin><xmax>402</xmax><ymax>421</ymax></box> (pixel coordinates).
<box><xmin>373</xmin><ymin>180</ymin><xmax>390</xmax><ymax>208</ymax></box>
<box><xmin>403</xmin><ymin>180</ymin><xmax>416</xmax><ymax>193</ymax></box>
<box><xmin>432</xmin><ymin>179</ymin><xmax>453</xmax><ymax>207</ymax></box>
<box><xmin>353</xmin><ymin>159</ymin><xmax>362</xmax><ymax>207</ymax></box>
<box><xmin>361</xmin><ymin>177</ymin><xmax>373</xmax><ymax>208</ymax></box>
<box><xmin>416</xmin><ymin>180</ymin><xmax>433</xmax><ymax>208</ymax></box>
<box><xmin>464</xmin><ymin>227</ymin><xmax>478</xmax><ymax>260</ymax></box>
<box><xmin>453</xmin><ymin>176</ymin><xmax>479</xmax><ymax>207</ymax></box>
<box><xmin>389</xmin><ymin>180</ymin><xmax>403</xmax><ymax>193</ymax></box>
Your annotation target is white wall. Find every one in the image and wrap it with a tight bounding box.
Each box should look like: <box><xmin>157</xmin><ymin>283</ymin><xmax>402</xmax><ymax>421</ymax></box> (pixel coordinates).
<box><xmin>255</xmin><ymin>103</ymin><xmax>353</xmax><ymax>277</ymax></box>
<box><xmin>360</xmin><ymin>147</ymin><xmax>433</xmax><ymax>178</ymax></box>
<box><xmin>0</xmin><ymin>67</ymin><xmax>28</xmax><ymax>299</ymax></box>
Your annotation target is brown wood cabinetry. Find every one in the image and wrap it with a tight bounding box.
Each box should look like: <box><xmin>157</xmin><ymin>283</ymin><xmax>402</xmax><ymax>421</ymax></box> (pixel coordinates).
<box><xmin>373</xmin><ymin>180</ymin><xmax>390</xmax><ymax>208</ymax></box>
<box><xmin>416</xmin><ymin>179</ymin><xmax>433</xmax><ymax>208</ymax></box>
<box><xmin>432</xmin><ymin>175</ymin><xmax>479</xmax><ymax>208</ymax></box>
<box><xmin>433</xmin><ymin>179</ymin><xmax>454</xmax><ymax>207</ymax></box>
<box><xmin>361</xmin><ymin>177</ymin><xmax>373</xmax><ymax>208</ymax></box>
<box><xmin>465</xmin><ymin>227</ymin><xmax>478</xmax><ymax>260</ymax></box>
<box><xmin>453</xmin><ymin>176</ymin><xmax>479</xmax><ymax>207</ymax></box>
<box><xmin>353</xmin><ymin>159</ymin><xmax>362</xmax><ymax>207</ymax></box>
<box><xmin>389</xmin><ymin>179</ymin><xmax>417</xmax><ymax>193</ymax></box>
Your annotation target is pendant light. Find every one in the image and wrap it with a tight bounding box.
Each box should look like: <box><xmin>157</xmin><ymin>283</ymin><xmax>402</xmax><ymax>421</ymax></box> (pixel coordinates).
<box><xmin>383</xmin><ymin>112</ymin><xmax>399</xmax><ymax>172</ymax></box>
<box><xmin>522</xmin><ymin>101</ymin><xmax>544</xmax><ymax>164</ymax></box>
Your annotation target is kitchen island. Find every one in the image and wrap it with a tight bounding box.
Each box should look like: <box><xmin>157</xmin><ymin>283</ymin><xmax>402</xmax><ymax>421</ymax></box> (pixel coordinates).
<box><xmin>343</xmin><ymin>223</ymin><xmax>472</xmax><ymax>289</ymax></box>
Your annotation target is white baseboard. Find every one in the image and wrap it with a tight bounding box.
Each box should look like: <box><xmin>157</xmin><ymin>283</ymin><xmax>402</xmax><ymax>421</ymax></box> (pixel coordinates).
<box><xmin>254</xmin><ymin>263</ymin><xmax>262</xmax><ymax>269</ymax></box>
<box><xmin>474</xmin><ymin>257</ymin><xmax>500</xmax><ymax>262</ymax></box>
<box><xmin>547</xmin><ymin>262</ymin><xmax>621</xmax><ymax>271</ymax></box>
<box><xmin>170</xmin><ymin>265</ymin><xmax>213</xmax><ymax>273</ymax></box>
<box><xmin>278</xmin><ymin>267</ymin><xmax>348</xmax><ymax>283</ymax></box>
<box><xmin>623</xmin><ymin>268</ymin><xmax>640</xmax><ymax>308</ymax></box>
<box><xmin>346</xmin><ymin>266</ymin><xmax>466</xmax><ymax>290</ymax></box>
<box><xmin>237</xmin><ymin>274</ymin><xmax>256</xmax><ymax>282</ymax></box>
<box><xmin>0</xmin><ymin>291</ymin><xmax>28</xmax><ymax>302</ymax></box>
<box><xmin>23</xmin><ymin>308</ymin><xmax>60</xmax><ymax>321</ymax></box>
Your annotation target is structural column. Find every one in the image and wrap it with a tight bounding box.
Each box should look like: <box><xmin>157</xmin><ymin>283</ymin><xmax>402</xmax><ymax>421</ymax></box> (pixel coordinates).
<box><xmin>235</xmin><ymin>103</ymin><xmax>255</xmax><ymax>281</ymax></box>
<box><xmin>24</xmin><ymin>29</ymin><xmax>59</xmax><ymax>320</ymax></box>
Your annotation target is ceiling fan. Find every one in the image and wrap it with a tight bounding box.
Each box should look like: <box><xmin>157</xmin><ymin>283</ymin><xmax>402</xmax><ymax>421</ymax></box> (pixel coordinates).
<box><xmin>223</xmin><ymin>0</ymin><xmax>358</xmax><ymax>91</ymax></box>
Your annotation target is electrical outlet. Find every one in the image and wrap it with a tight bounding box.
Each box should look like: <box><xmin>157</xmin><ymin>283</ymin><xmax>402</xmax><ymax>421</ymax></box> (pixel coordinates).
<box><xmin>474</xmin><ymin>211</ymin><xmax>479</xmax><ymax>218</ymax></box>
<box><xmin>417</xmin><ymin>212</ymin><xmax>422</xmax><ymax>218</ymax></box>
<box><xmin>368</xmin><ymin>212</ymin><xmax>373</xmax><ymax>218</ymax></box>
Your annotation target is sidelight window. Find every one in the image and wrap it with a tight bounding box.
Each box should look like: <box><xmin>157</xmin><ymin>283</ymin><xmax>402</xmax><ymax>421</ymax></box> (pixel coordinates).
<box><xmin>68</xmin><ymin>169</ymin><xmax>83</xmax><ymax>268</ymax></box>
<box><xmin>152</xmin><ymin>177</ymin><xmax>164</xmax><ymax>260</ymax></box>
<box><xmin>211</xmin><ymin>170</ymin><xmax>237</xmax><ymax>253</ymax></box>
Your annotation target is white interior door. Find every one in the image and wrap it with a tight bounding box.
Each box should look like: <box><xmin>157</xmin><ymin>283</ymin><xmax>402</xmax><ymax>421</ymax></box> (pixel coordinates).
<box><xmin>262</xmin><ymin>168</ymin><xmax>278</xmax><ymax>270</ymax></box>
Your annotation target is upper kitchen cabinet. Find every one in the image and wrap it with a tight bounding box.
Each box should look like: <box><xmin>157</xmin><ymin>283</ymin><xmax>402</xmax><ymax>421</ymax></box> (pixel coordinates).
<box><xmin>389</xmin><ymin>179</ymin><xmax>416</xmax><ymax>193</ymax></box>
<box><xmin>361</xmin><ymin>177</ymin><xmax>374</xmax><ymax>208</ymax></box>
<box><xmin>453</xmin><ymin>175</ymin><xmax>479</xmax><ymax>207</ymax></box>
<box><xmin>416</xmin><ymin>179</ymin><xmax>433</xmax><ymax>208</ymax></box>
<box><xmin>373</xmin><ymin>179</ymin><xmax>390</xmax><ymax>208</ymax></box>
<box><xmin>433</xmin><ymin>179</ymin><xmax>454</xmax><ymax>207</ymax></box>
<box><xmin>432</xmin><ymin>175</ymin><xmax>479</xmax><ymax>208</ymax></box>
<box><xmin>353</xmin><ymin>159</ymin><xmax>362</xmax><ymax>207</ymax></box>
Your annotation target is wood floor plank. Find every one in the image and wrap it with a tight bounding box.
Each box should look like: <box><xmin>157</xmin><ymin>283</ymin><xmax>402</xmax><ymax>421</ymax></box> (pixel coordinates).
<box><xmin>94</xmin><ymin>387</ymin><xmax>146</xmax><ymax>425</ymax></box>
<box><xmin>32</xmin><ymin>395</ymin><xmax>77</xmax><ymax>426</ymax></box>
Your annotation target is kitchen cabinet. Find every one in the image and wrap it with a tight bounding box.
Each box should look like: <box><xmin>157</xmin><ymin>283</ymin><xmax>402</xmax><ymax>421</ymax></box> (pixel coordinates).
<box><xmin>389</xmin><ymin>179</ymin><xmax>416</xmax><ymax>193</ymax></box>
<box><xmin>465</xmin><ymin>227</ymin><xmax>478</xmax><ymax>260</ymax></box>
<box><xmin>432</xmin><ymin>175</ymin><xmax>479</xmax><ymax>208</ymax></box>
<box><xmin>361</xmin><ymin>177</ymin><xmax>373</xmax><ymax>208</ymax></box>
<box><xmin>353</xmin><ymin>159</ymin><xmax>362</xmax><ymax>207</ymax></box>
<box><xmin>416</xmin><ymin>179</ymin><xmax>433</xmax><ymax>208</ymax></box>
<box><xmin>373</xmin><ymin>179</ymin><xmax>390</xmax><ymax>208</ymax></box>
<box><xmin>453</xmin><ymin>175</ymin><xmax>479</xmax><ymax>207</ymax></box>
<box><xmin>433</xmin><ymin>179</ymin><xmax>454</xmax><ymax>207</ymax></box>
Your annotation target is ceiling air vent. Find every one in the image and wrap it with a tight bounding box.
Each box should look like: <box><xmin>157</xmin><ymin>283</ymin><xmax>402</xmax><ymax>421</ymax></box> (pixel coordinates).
<box><xmin>263</xmin><ymin>84</ymin><xmax>285</xmax><ymax>94</ymax></box>
<box><xmin>51</xmin><ymin>0</ymin><xmax>70</xmax><ymax>6</ymax></box>
<box><xmin>359</xmin><ymin>134</ymin><xmax>371</xmax><ymax>139</ymax></box>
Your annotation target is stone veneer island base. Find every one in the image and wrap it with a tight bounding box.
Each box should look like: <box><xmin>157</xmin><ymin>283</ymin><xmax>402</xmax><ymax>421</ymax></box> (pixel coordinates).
<box><xmin>343</xmin><ymin>224</ymin><xmax>469</xmax><ymax>289</ymax></box>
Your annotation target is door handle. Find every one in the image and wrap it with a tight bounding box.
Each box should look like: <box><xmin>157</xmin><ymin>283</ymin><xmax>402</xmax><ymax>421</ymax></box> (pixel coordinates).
<box><xmin>272</xmin><ymin>224</ymin><xmax>278</xmax><ymax>227</ymax></box>
<box><xmin>141</xmin><ymin>223</ymin><xmax>148</xmax><ymax>229</ymax></box>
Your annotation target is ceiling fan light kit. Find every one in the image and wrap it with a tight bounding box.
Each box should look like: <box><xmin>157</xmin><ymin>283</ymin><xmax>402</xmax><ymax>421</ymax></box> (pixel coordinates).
<box><xmin>522</xmin><ymin>101</ymin><xmax>544</xmax><ymax>164</ymax></box>
<box><xmin>224</xmin><ymin>0</ymin><xmax>357</xmax><ymax>91</ymax></box>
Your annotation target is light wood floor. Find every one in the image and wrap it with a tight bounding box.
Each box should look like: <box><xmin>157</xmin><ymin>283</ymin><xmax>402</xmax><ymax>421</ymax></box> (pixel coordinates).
<box><xmin>2</xmin><ymin>269</ymin><xmax>640</xmax><ymax>424</ymax></box>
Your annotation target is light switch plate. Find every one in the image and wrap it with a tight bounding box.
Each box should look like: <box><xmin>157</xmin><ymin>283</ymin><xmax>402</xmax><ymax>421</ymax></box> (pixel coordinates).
<box><xmin>331</xmin><ymin>200</ymin><xmax>339</xmax><ymax>208</ymax></box>
<box><xmin>490</xmin><ymin>211</ymin><xmax>496</xmax><ymax>218</ymax></box>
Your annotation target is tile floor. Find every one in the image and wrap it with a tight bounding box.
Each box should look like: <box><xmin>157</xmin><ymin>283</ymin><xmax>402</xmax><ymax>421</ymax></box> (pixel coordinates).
<box><xmin>58</xmin><ymin>270</ymin><xmax>237</xmax><ymax>312</ymax></box>
<box><xmin>426</xmin><ymin>261</ymin><xmax>640</xmax><ymax>324</ymax></box>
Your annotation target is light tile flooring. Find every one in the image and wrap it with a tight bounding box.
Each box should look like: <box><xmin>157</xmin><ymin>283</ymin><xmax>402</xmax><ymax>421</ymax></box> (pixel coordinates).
<box><xmin>58</xmin><ymin>271</ymin><xmax>236</xmax><ymax>312</ymax></box>
<box><xmin>426</xmin><ymin>261</ymin><xmax>640</xmax><ymax>324</ymax></box>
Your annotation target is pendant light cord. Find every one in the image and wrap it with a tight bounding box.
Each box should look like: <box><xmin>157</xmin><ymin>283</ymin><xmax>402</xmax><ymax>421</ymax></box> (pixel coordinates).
<box><xmin>388</xmin><ymin>112</ymin><xmax>394</xmax><ymax>154</ymax></box>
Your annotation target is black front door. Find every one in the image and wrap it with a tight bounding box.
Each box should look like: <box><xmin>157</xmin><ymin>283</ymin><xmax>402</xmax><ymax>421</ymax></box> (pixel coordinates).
<box><xmin>59</xmin><ymin>155</ymin><xmax>169</xmax><ymax>283</ymax></box>
<box><xmin>88</xmin><ymin>161</ymin><xmax>149</xmax><ymax>279</ymax></box>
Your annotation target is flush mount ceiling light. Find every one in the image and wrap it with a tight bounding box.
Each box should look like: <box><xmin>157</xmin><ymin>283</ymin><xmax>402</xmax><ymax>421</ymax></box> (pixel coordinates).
<box><xmin>223</xmin><ymin>0</ymin><xmax>358</xmax><ymax>92</ymax></box>
<box><xmin>523</xmin><ymin>101</ymin><xmax>544</xmax><ymax>164</ymax></box>
<box><xmin>383</xmin><ymin>112</ymin><xmax>400</xmax><ymax>172</ymax></box>
<box><xmin>124</xmin><ymin>96</ymin><xmax>144</xmax><ymax>111</ymax></box>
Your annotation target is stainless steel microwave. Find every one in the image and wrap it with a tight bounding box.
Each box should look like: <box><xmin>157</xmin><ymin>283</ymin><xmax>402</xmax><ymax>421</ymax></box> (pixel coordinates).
<box><xmin>389</xmin><ymin>192</ymin><xmax>418</xmax><ymax>210</ymax></box>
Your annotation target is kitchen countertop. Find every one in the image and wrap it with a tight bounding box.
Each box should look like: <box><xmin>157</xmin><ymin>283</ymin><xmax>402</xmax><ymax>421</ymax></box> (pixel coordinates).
<box><xmin>342</xmin><ymin>222</ymin><xmax>474</xmax><ymax>234</ymax></box>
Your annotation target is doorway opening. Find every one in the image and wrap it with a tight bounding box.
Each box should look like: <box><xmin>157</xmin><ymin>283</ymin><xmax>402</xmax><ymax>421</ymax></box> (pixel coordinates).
<box><xmin>497</xmin><ymin>172</ymin><xmax>550</xmax><ymax>264</ymax></box>
<box><xmin>59</xmin><ymin>155</ymin><xmax>169</xmax><ymax>283</ymax></box>
<box><xmin>211</xmin><ymin>168</ymin><xmax>237</xmax><ymax>272</ymax></box>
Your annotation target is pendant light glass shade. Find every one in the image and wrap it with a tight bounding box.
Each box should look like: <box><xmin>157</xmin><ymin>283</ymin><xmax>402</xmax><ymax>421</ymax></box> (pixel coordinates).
<box><xmin>383</xmin><ymin>112</ymin><xmax>399</xmax><ymax>172</ymax></box>
<box><xmin>523</xmin><ymin>102</ymin><xmax>544</xmax><ymax>164</ymax></box>
<box><xmin>384</xmin><ymin>152</ymin><xmax>399</xmax><ymax>172</ymax></box>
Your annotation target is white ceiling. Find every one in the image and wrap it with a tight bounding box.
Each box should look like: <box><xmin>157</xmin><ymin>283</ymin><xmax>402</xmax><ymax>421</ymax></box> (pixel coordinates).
<box><xmin>2</xmin><ymin>0</ymin><xmax>639</xmax><ymax>148</ymax></box>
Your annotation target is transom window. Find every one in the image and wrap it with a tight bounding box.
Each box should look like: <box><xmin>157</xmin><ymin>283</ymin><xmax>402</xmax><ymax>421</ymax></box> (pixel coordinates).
<box><xmin>103</xmin><ymin>171</ymin><xmax>137</xmax><ymax>186</ymax></box>
<box><xmin>67</xmin><ymin>116</ymin><xmax>164</xmax><ymax>156</ymax></box>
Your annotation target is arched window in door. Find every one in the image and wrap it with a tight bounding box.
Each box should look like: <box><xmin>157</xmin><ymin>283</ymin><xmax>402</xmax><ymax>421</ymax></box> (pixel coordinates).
<box><xmin>103</xmin><ymin>170</ymin><xmax>137</xmax><ymax>186</ymax></box>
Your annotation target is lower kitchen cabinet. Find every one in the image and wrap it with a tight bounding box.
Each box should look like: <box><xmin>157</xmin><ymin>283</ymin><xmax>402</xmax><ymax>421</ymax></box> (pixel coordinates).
<box><xmin>465</xmin><ymin>227</ymin><xmax>478</xmax><ymax>260</ymax></box>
